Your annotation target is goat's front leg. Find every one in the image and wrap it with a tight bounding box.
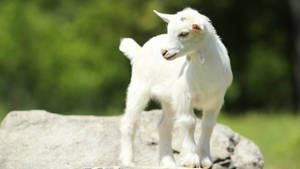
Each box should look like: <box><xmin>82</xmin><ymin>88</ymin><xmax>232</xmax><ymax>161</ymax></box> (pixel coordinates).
<box><xmin>175</xmin><ymin>93</ymin><xmax>200</xmax><ymax>168</ymax></box>
<box><xmin>197</xmin><ymin>104</ymin><xmax>222</xmax><ymax>169</ymax></box>
<box><xmin>178</xmin><ymin>112</ymin><xmax>199</xmax><ymax>168</ymax></box>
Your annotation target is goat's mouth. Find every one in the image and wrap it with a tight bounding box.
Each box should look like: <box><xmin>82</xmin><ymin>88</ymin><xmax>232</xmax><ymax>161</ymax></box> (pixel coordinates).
<box><xmin>164</xmin><ymin>53</ymin><xmax>177</xmax><ymax>60</ymax></box>
<box><xmin>161</xmin><ymin>49</ymin><xmax>177</xmax><ymax>60</ymax></box>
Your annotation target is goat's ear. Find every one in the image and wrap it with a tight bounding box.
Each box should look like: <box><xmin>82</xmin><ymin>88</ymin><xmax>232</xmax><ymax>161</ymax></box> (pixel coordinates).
<box><xmin>153</xmin><ymin>10</ymin><xmax>173</xmax><ymax>23</ymax></box>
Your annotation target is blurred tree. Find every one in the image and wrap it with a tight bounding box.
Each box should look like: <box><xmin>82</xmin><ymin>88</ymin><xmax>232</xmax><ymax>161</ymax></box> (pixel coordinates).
<box><xmin>0</xmin><ymin>0</ymin><xmax>296</xmax><ymax>115</ymax></box>
<box><xmin>290</xmin><ymin>0</ymin><xmax>300</xmax><ymax>114</ymax></box>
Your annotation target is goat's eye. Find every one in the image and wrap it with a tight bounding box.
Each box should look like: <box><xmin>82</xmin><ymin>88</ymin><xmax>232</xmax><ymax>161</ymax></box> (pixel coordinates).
<box><xmin>178</xmin><ymin>32</ymin><xmax>189</xmax><ymax>38</ymax></box>
<box><xmin>180</xmin><ymin>17</ymin><xmax>186</xmax><ymax>21</ymax></box>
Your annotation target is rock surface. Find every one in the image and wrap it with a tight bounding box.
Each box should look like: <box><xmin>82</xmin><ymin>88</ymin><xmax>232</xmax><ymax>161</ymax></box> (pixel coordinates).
<box><xmin>0</xmin><ymin>110</ymin><xmax>264</xmax><ymax>169</ymax></box>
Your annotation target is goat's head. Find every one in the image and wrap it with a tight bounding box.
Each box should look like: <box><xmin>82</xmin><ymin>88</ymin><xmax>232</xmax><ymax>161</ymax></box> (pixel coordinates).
<box><xmin>154</xmin><ymin>8</ymin><xmax>212</xmax><ymax>61</ymax></box>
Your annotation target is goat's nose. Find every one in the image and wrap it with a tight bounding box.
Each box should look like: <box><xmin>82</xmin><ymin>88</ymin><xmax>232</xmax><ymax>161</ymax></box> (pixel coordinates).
<box><xmin>161</xmin><ymin>49</ymin><xmax>168</xmax><ymax>56</ymax></box>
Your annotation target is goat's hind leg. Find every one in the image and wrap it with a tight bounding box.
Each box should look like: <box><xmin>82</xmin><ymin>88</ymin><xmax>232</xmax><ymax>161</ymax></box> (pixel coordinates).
<box><xmin>119</xmin><ymin>84</ymin><xmax>150</xmax><ymax>166</ymax></box>
<box><xmin>159</xmin><ymin>102</ymin><xmax>176</xmax><ymax>167</ymax></box>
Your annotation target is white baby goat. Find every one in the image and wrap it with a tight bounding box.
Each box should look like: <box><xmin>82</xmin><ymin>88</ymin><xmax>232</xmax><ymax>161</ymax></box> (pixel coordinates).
<box><xmin>119</xmin><ymin>8</ymin><xmax>232</xmax><ymax>169</ymax></box>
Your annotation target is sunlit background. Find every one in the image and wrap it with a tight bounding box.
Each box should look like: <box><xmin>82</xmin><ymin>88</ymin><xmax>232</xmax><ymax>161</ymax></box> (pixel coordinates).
<box><xmin>0</xmin><ymin>0</ymin><xmax>299</xmax><ymax>168</ymax></box>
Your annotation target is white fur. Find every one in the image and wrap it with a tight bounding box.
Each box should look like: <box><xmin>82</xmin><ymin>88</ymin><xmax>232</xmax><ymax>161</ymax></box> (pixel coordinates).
<box><xmin>119</xmin><ymin>8</ymin><xmax>232</xmax><ymax>168</ymax></box>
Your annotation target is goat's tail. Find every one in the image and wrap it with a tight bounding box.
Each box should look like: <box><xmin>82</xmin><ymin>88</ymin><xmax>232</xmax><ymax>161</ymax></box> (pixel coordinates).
<box><xmin>119</xmin><ymin>38</ymin><xmax>141</xmax><ymax>61</ymax></box>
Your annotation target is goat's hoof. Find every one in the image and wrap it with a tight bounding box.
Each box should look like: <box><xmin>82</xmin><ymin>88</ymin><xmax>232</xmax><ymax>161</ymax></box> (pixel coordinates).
<box><xmin>201</xmin><ymin>157</ymin><xmax>213</xmax><ymax>169</ymax></box>
<box><xmin>201</xmin><ymin>165</ymin><xmax>211</xmax><ymax>169</ymax></box>
<box><xmin>119</xmin><ymin>157</ymin><xmax>135</xmax><ymax>167</ymax></box>
<box><xmin>179</xmin><ymin>153</ymin><xmax>201</xmax><ymax>168</ymax></box>
<box><xmin>121</xmin><ymin>161</ymin><xmax>135</xmax><ymax>167</ymax></box>
<box><xmin>160</xmin><ymin>156</ymin><xmax>177</xmax><ymax>167</ymax></box>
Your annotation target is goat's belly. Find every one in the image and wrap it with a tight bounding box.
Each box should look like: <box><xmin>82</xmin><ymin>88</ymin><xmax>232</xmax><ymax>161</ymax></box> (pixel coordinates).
<box><xmin>151</xmin><ymin>87</ymin><xmax>172</xmax><ymax>101</ymax></box>
<box><xmin>149</xmin><ymin>80</ymin><xmax>176</xmax><ymax>102</ymax></box>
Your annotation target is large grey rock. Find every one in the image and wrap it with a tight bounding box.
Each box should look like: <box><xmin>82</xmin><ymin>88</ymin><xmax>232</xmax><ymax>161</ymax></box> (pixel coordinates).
<box><xmin>0</xmin><ymin>110</ymin><xmax>264</xmax><ymax>169</ymax></box>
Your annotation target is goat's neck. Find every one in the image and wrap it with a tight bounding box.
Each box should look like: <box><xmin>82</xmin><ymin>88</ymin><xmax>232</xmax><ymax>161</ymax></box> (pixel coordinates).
<box><xmin>188</xmin><ymin>33</ymin><xmax>224</xmax><ymax>67</ymax></box>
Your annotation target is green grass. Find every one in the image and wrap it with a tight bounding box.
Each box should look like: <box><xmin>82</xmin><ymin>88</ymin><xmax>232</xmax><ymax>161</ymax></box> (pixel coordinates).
<box><xmin>219</xmin><ymin>112</ymin><xmax>300</xmax><ymax>169</ymax></box>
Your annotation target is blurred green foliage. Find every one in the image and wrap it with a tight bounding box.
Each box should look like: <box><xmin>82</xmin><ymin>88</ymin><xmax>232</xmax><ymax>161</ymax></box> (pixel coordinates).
<box><xmin>219</xmin><ymin>112</ymin><xmax>300</xmax><ymax>169</ymax></box>
<box><xmin>0</xmin><ymin>0</ymin><xmax>294</xmax><ymax>115</ymax></box>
